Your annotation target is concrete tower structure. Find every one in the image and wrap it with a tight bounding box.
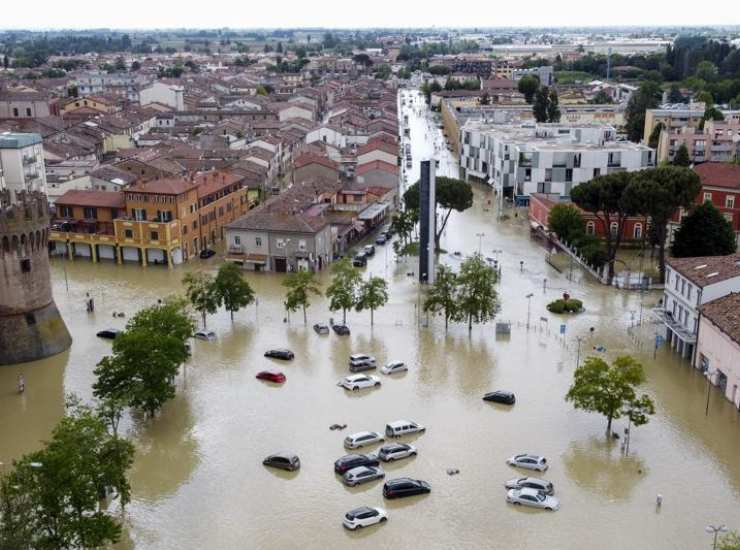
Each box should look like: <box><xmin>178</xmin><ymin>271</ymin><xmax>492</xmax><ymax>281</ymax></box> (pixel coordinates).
<box><xmin>0</xmin><ymin>190</ymin><xmax>71</xmax><ymax>365</ymax></box>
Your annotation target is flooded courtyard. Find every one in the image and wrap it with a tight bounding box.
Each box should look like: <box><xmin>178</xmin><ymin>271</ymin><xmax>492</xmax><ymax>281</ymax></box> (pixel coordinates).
<box><xmin>1</xmin><ymin>91</ymin><xmax>740</xmax><ymax>550</ymax></box>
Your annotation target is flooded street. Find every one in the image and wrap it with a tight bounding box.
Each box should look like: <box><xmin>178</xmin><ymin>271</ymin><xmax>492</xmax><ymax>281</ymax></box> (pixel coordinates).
<box><xmin>2</xmin><ymin>91</ymin><xmax>740</xmax><ymax>550</ymax></box>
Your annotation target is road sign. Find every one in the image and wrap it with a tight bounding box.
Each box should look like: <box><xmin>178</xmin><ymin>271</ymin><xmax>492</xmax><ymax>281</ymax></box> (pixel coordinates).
<box><xmin>560</xmin><ymin>324</ymin><xmax>566</xmax><ymax>335</ymax></box>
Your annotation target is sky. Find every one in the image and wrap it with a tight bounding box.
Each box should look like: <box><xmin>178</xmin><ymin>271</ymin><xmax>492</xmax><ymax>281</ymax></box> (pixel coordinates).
<box><xmin>1</xmin><ymin>0</ymin><xmax>739</xmax><ymax>30</ymax></box>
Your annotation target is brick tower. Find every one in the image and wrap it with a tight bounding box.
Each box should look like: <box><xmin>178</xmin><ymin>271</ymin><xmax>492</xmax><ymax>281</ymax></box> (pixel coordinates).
<box><xmin>0</xmin><ymin>190</ymin><xmax>71</xmax><ymax>365</ymax></box>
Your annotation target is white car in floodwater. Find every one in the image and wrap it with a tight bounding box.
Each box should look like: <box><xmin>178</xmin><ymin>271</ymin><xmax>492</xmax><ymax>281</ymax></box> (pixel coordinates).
<box><xmin>338</xmin><ymin>374</ymin><xmax>381</xmax><ymax>391</ymax></box>
<box><xmin>506</xmin><ymin>488</ymin><xmax>560</xmax><ymax>511</ymax></box>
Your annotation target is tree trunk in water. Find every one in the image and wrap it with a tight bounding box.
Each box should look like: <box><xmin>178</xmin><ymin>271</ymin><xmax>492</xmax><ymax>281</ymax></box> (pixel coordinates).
<box><xmin>606</xmin><ymin>414</ymin><xmax>613</xmax><ymax>435</ymax></box>
<box><xmin>201</xmin><ymin>312</ymin><xmax>207</xmax><ymax>329</ymax></box>
<box><xmin>607</xmin><ymin>260</ymin><xmax>615</xmax><ymax>285</ymax></box>
<box><xmin>468</xmin><ymin>314</ymin><xmax>472</xmax><ymax>333</ymax></box>
<box><xmin>230</xmin><ymin>309</ymin><xmax>234</xmax><ymax>322</ymax></box>
<box><xmin>303</xmin><ymin>306</ymin><xmax>307</xmax><ymax>325</ymax></box>
<box><xmin>342</xmin><ymin>308</ymin><xmax>346</xmax><ymax>324</ymax></box>
<box><xmin>370</xmin><ymin>308</ymin><xmax>374</xmax><ymax>326</ymax></box>
<box><xmin>444</xmin><ymin>314</ymin><xmax>448</xmax><ymax>332</ymax></box>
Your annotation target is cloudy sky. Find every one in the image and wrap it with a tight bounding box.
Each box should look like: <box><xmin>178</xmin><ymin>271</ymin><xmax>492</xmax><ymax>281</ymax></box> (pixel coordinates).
<box><xmin>2</xmin><ymin>0</ymin><xmax>739</xmax><ymax>30</ymax></box>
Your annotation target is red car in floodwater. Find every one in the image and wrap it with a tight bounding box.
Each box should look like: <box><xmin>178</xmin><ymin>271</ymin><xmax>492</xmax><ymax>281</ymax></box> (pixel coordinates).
<box><xmin>256</xmin><ymin>370</ymin><xmax>286</xmax><ymax>384</ymax></box>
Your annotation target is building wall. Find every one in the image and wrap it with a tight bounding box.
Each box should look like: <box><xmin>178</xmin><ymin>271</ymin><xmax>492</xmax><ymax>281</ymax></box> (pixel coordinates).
<box><xmin>0</xmin><ymin>142</ymin><xmax>47</xmax><ymax>199</ymax></box>
<box><xmin>0</xmin><ymin>99</ymin><xmax>51</xmax><ymax>119</ymax></box>
<box><xmin>695</xmin><ymin>316</ymin><xmax>740</xmax><ymax>408</ymax></box>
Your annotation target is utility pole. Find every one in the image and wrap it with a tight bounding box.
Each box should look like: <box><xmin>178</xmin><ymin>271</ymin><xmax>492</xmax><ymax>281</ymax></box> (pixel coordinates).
<box><xmin>526</xmin><ymin>293</ymin><xmax>534</xmax><ymax>330</ymax></box>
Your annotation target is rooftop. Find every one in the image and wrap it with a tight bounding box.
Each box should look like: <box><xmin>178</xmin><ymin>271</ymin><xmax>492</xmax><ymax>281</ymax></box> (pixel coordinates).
<box><xmin>700</xmin><ymin>293</ymin><xmax>740</xmax><ymax>346</ymax></box>
<box><xmin>0</xmin><ymin>132</ymin><xmax>42</xmax><ymax>149</ymax></box>
<box><xmin>693</xmin><ymin>163</ymin><xmax>740</xmax><ymax>191</ymax></box>
<box><xmin>667</xmin><ymin>254</ymin><xmax>740</xmax><ymax>288</ymax></box>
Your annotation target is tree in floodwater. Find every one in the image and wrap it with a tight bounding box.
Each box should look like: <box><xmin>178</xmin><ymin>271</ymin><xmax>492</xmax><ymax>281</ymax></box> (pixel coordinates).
<box><xmin>423</xmin><ymin>264</ymin><xmax>461</xmax><ymax>331</ymax></box>
<box><xmin>356</xmin><ymin>276</ymin><xmax>389</xmax><ymax>326</ymax></box>
<box><xmin>283</xmin><ymin>270</ymin><xmax>322</xmax><ymax>324</ymax></box>
<box><xmin>565</xmin><ymin>355</ymin><xmax>655</xmax><ymax>435</ymax></box>
<box><xmin>456</xmin><ymin>254</ymin><xmax>499</xmax><ymax>333</ymax></box>
<box><xmin>214</xmin><ymin>262</ymin><xmax>255</xmax><ymax>321</ymax></box>
<box><xmin>0</xmin><ymin>402</ymin><xmax>134</xmax><ymax>549</ymax></box>
<box><xmin>325</xmin><ymin>258</ymin><xmax>361</xmax><ymax>323</ymax></box>
<box><xmin>182</xmin><ymin>271</ymin><xmax>220</xmax><ymax>328</ymax></box>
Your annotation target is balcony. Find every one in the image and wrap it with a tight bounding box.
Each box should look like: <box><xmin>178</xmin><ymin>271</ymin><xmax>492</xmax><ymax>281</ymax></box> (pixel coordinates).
<box><xmin>654</xmin><ymin>309</ymin><xmax>697</xmax><ymax>344</ymax></box>
<box><xmin>22</xmin><ymin>155</ymin><xmax>37</xmax><ymax>166</ymax></box>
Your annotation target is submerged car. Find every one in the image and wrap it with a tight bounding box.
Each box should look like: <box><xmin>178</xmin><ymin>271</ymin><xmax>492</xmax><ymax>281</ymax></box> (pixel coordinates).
<box><xmin>262</xmin><ymin>453</ymin><xmax>300</xmax><ymax>472</ymax></box>
<box><xmin>375</xmin><ymin>234</ymin><xmax>387</xmax><ymax>245</ymax></box>
<box><xmin>334</xmin><ymin>453</ymin><xmax>380</xmax><ymax>474</ymax></box>
<box><xmin>313</xmin><ymin>323</ymin><xmax>330</xmax><ymax>335</ymax></box>
<box><xmin>483</xmin><ymin>391</ymin><xmax>516</xmax><ymax>405</ymax></box>
<box><xmin>382</xmin><ymin>478</ymin><xmax>431</xmax><ymax>499</ymax></box>
<box><xmin>343</xmin><ymin>465</ymin><xmax>385</xmax><ymax>487</ymax></box>
<box><xmin>352</xmin><ymin>254</ymin><xmax>367</xmax><ymax>267</ymax></box>
<box><xmin>506</xmin><ymin>488</ymin><xmax>559</xmax><ymax>511</ymax></box>
<box><xmin>332</xmin><ymin>322</ymin><xmax>351</xmax><ymax>335</ymax></box>
<box><xmin>338</xmin><ymin>374</ymin><xmax>381</xmax><ymax>391</ymax></box>
<box><xmin>349</xmin><ymin>354</ymin><xmax>377</xmax><ymax>372</ymax></box>
<box><xmin>385</xmin><ymin>420</ymin><xmax>425</xmax><ymax>438</ymax></box>
<box><xmin>363</xmin><ymin>245</ymin><xmax>376</xmax><ymax>256</ymax></box>
<box><xmin>377</xmin><ymin>443</ymin><xmax>417</xmax><ymax>462</ymax></box>
<box><xmin>264</xmin><ymin>348</ymin><xmax>294</xmax><ymax>360</ymax></box>
<box><xmin>199</xmin><ymin>248</ymin><xmax>216</xmax><ymax>259</ymax></box>
<box><xmin>342</xmin><ymin>506</ymin><xmax>387</xmax><ymax>530</ymax></box>
<box><xmin>505</xmin><ymin>477</ymin><xmax>554</xmax><ymax>495</ymax></box>
<box><xmin>380</xmin><ymin>361</ymin><xmax>407</xmax><ymax>375</ymax></box>
<box><xmin>344</xmin><ymin>431</ymin><xmax>385</xmax><ymax>450</ymax></box>
<box><xmin>194</xmin><ymin>330</ymin><xmax>216</xmax><ymax>341</ymax></box>
<box><xmin>506</xmin><ymin>454</ymin><xmax>549</xmax><ymax>472</ymax></box>
<box><xmin>256</xmin><ymin>370</ymin><xmax>286</xmax><ymax>384</ymax></box>
<box><xmin>96</xmin><ymin>329</ymin><xmax>121</xmax><ymax>340</ymax></box>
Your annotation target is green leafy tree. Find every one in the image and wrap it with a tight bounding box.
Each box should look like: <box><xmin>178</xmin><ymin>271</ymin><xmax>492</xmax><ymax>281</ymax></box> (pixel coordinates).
<box><xmin>695</xmin><ymin>60</ymin><xmax>718</xmax><ymax>82</ymax></box>
<box><xmin>571</xmin><ymin>172</ymin><xmax>637</xmax><ymax>284</ymax></box>
<box><xmin>673</xmin><ymin>143</ymin><xmax>691</xmax><ymax>166</ymax></box>
<box><xmin>182</xmin><ymin>272</ymin><xmax>220</xmax><ymax>328</ymax></box>
<box><xmin>214</xmin><ymin>262</ymin><xmax>255</xmax><ymax>321</ymax></box>
<box><xmin>667</xmin><ymin>84</ymin><xmax>684</xmax><ymax>103</ymax></box>
<box><xmin>672</xmin><ymin>201</ymin><xmax>737</xmax><ymax>258</ymax></box>
<box><xmin>590</xmin><ymin>90</ymin><xmax>613</xmax><ymax>104</ymax></box>
<box><xmin>548</xmin><ymin>203</ymin><xmax>585</xmax><ymax>243</ymax></box>
<box><xmin>93</xmin><ymin>301</ymin><xmax>192</xmax><ymax>417</ymax></box>
<box><xmin>624</xmin><ymin>166</ymin><xmax>701</xmax><ymax>283</ymax></box>
<box><xmin>283</xmin><ymin>270</ymin><xmax>322</xmax><ymax>324</ymax></box>
<box><xmin>390</xmin><ymin>209</ymin><xmax>417</xmax><ymax>246</ymax></box>
<box><xmin>403</xmin><ymin>177</ymin><xmax>473</xmax><ymax>251</ymax></box>
<box><xmin>533</xmin><ymin>86</ymin><xmax>549</xmax><ymax>122</ymax></box>
<box><xmin>356</xmin><ymin>276</ymin><xmax>389</xmax><ymax>326</ymax></box>
<box><xmin>456</xmin><ymin>254</ymin><xmax>499</xmax><ymax>333</ymax></box>
<box><xmin>423</xmin><ymin>265</ymin><xmax>461</xmax><ymax>331</ymax></box>
<box><xmin>0</xmin><ymin>405</ymin><xmax>135</xmax><ymax>549</ymax></box>
<box><xmin>565</xmin><ymin>355</ymin><xmax>655</xmax><ymax>434</ymax></box>
<box><xmin>625</xmin><ymin>80</ymin><xmax>661</xmax><ymax>142</ymax></box>
<box><xmin>648</xmin><ymin>121</ymin><xmax>665</xmax><ymax>149</ymax></box>
<box><xmin>326</xmin><ymin>258</ymin><xmax>361</xmax><ymax>323</ymax></box>
<box><xmin>547</xmin><ymin>88</ymin><xmax>561</xmax><ymax>122</ymax></box>
<box><xmin>718</xmin><ymin>531</ymin><xmax>740</xmax><ymax>550</ymax></box>
<box><xmin>517</xmin><ymin>74</ymin><xmax>540</xmax><ymax>103</ymax></box>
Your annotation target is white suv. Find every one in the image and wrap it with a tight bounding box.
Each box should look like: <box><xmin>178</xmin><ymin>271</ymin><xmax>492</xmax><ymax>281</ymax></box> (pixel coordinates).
<box><xmin>342</xmin><ymin>506</ymin><xmax>387</xmax><ymax>530</ymax></box>
<box><xmin>338</xmin><ymin>374</ymin><xmax>381</xmax><ymax>391</ymax></box>
<box><xmin>385</xmin><ymin>420</ymin><xmax>426</xmax><ymax>438</ymax></box>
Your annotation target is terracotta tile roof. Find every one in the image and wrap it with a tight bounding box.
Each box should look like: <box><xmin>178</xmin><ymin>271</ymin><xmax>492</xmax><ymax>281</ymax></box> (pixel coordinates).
<box><xmin>357</xmin><ymin>140</ymin><xmax>398</xmax><ymax>156</ymax></box>
<box><xmin>701</xmin><ymin>292</ymin><xmax>740</xmax><ymax>346</ymax></box>
<box><xmin>56</xmin><ymin>190</ymin><xmax>125</xmax><ymax>209</ymax></box>
<box><xmin>667</xmin><ymin>253</ymin><xmax>740</xmax><ymax>288</ymax></box>
<box><xmin>694</xmin><ymin>163</ymin><xmax>740</xmax><ymax>190</ymax></box>
<box><xmin>356</xmin><ymin>160</ymin><xmax>399</xmax><ymax>175</ymax></box>
<box><xmin>195</xmin><ymin>171</ymin><xmax>244</xmax><ymax>198</ymax></box>
<box><xmin>128</xmin><ymin>178</ymin><xmax>198</xmax><ymax>196</ymax></box>
<box><xmin>294</xmin><ymin>153</ymin><xmax>339</xmax><ymax>171</ymax></box>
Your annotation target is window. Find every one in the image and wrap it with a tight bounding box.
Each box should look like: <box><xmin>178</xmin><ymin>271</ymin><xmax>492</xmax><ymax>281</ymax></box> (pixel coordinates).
<box><xmin>276</xmin><ymin>238</ymin><xmax>286</xmax><ymax>249</ymax></box>
<box><xmin>608</xmin><ymin>152</ymin><xmax>621</xmax><ymax>167</ymax></box>
<box><xmin>703</xmin><ymin>192</ymin><xmax>713</xmax><ymax>203</ymax></box>
<box><xmin>524</xmin><ymin>168</ymin><xmax>531</xmax><ymax>182</ymax></box>
<box><xmin>12</xmin><ymin>108</ymin><xmax>18</xmax><ymax>117</ymax></box>
<box><xmin>157</xmin><ymin>210</ymin><xmax>173</xmax><ymax>222</ymax></box>
<box><xmin>610</xmin><ymin>222</ymin><xmax>618</xmax><ymax>237</ymax></box>
<box><xmin>234</xmin><ymin>236</ymin><xmax>241</xmax><ymax>245</ymax></box>
<box><xmin>256</xmin><ymin>237</ymin><xmax>262</xmax><ymax>247</ymax></box>
<box><xmin>83</xmin><ymin>207</ymin><xmax>97</xmax><ymax>219</ymax></box>
<box><xmin>20</xmin><ymin>259</ymin><xmax>31</xmax><ymax>273</ymax></box>
<box><xmin>675</xmin><ymin>276</ymin><xmax>680</xmax><ymax>291</ymax></box>
<box><xmin>150</xmin><ymin>231</ymin><xmax>159</xmax><ymax>241</ymax></box>
<box><xmin>573</xmin><ymin>153</ymin><xmax>582</xmax><ymax>168</ymax></box>
<box><xmin>726</xmin><ymin>195</ymin><xmax>735</xmax><ymax>209</ymax></box>
<box><xmin>60</xmin><ymin>206</ymin><xmax>73</xmax><ymax>218</ymax></box>
<box><xmin>723</xmin><ymin>212</ymin><xmax>733</xmax><ymax>223</ymax></box>
<box><xmin>586</xmin><ymin>221</ymin><xmax>595</xmax><ymax>235</ymax></box>
<box><xmin>565</xmin><ymin>169</ymin><xmax>573</xmax><ymax>183</ymax></box>
<box><xmin>26</xmin><ymin>108</ymin><xmax>32</xmax><ymax>117</ymax></box>
<box><xmin>633</xmin><ymin>223</ymin><xmax>642</xmax><ymax>240</ymax></box>
<box><xmin>132</xmin><ymin>208</ymin><xmax>146</xmax><ymax>221</ymax></box>
<box><xmin>545</xmin><ymin>168</ymin><xmax>552</xmax><ymax>182</ymax></box>
<box><xmin>593</xmin><ymin>168</ymin><xmax>601</xmax><ymax>178</ymax></box>
<box><xmin>124</xmin><ymin>229</ymin><xmax>133</xmax><ymax>239</ymax></box>
<box><xmin>298</xmin><ymin>239</ymin><xmax>307</xmax><ymax>251</ymax></box>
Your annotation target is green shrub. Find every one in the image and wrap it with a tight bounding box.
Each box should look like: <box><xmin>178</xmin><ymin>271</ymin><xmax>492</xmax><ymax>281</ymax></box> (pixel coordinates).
<box><xmin>547</xmin><ymin>299</ymin><xmax>566</xmax><ymax>313</ymax></box>
<box><xmin>565</xmin><ymin>299</ymin><xmax>583</xmax><ymax>312</ymax></box>
<box><xmin>547</xmin><ymin>298</ymin><xmax>583</xmax><ymax>314</ymax></box>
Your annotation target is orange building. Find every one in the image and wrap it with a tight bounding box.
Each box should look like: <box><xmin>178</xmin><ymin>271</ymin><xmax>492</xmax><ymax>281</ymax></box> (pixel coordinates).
<box><xmin>50</xmin><ymin>170</ymin><xmax>253</xmax><ymax>266</ymax></box>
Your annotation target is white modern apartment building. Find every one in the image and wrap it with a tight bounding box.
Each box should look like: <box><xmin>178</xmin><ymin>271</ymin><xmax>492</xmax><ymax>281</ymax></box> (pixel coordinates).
<box><xmin>139</xmin><ymin>82</ymin><xmax>185</xmax><ymax>111</ymax></box>
<box><xmin>459</xmin><ymin>122</ymin><xmax>655</xmax><ymax>199</ymax></box>
<box><xmin>0</xmin><ymin>132</ymin><xmax>47</xmax><ymax>202</ymax></box>
<box><xmin>660</xmin><ymin>254</ymin><xmax>740</xmax><ymax>362</ymax></box>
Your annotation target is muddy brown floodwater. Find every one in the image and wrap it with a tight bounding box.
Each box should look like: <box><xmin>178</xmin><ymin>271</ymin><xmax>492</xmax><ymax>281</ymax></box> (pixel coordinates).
<box><xmin>1</xmin><ymin>91</ymin><xmax>740</xmax><ymax>550</ymax></box>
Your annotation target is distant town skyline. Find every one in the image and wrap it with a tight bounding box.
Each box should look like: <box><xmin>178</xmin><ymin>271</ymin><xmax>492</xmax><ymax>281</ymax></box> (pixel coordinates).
<box><xmin>2</xmin><ymin>0</ymin><xmax>740</xmax><ymax>32</ymax></box>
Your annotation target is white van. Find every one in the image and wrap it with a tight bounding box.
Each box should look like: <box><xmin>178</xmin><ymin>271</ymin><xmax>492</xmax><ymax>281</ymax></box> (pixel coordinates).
<box><xmin>385</xmin><ymin>420</ymin><xmax>426</xmax><ymax>438</ymax></box>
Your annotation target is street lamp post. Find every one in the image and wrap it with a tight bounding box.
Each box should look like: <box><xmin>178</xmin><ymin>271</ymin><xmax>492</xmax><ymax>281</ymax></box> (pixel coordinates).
<box><xmin>526</xmin><ymin>293</ymin><xmax>534</xmax><ymax>330</ymax></box>
<box><xmin>475</xmin><ymin>232</ymin><xmax>484</xmax><ymax>255</ymax></box>
<box><xmin>706</xmin><ymin>524</ymin><xmax>727</xmax><ymax>550</ymax></box>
